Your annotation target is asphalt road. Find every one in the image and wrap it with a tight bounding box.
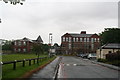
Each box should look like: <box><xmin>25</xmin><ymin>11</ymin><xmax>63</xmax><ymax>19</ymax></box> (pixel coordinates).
<box><xmin>29</xmin><ymin>56</ymin><xmax>119</xmax><ymax>80</ymax></box>
<box><xmin>57</xmin><ymin>56</ymin><xmax>119</xmax><ymax>80</ymax></box>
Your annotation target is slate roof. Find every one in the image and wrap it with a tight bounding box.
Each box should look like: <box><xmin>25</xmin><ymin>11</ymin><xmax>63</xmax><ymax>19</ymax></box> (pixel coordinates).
<box><xmin>36</xmin><ymin>35</ymin><xmax>43</xmax><ymax>43</ymax></box>
<box><xmin>68</xmin><ymin>33</ymin><xmax>93</xmax><ymax>37</ymax></box>
<box><xmin>14</xmin><ymin>35</ymin><xmax>43</xmax><ymax>43</ymax></box>
<box><xmin>102</xmin><ymin>43</ymin><xmax>120</xmax><ymax>49</ymax></box>
<box><xmin>16</xmin><ymin>37</ymin><xmax>33</xmax><ymax>42</ymax></box>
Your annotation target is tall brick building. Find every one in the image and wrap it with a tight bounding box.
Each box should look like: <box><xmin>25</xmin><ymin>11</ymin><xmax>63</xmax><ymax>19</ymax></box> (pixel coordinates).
<box><xmin>61</xmin><ymin>31</ymin><xmax>100</xmax><ymax>54</ymax></box>
<box><xmin>12</xmin><ymin>35</ymin><xmax>43</xmax><ymax>53</ymax></box>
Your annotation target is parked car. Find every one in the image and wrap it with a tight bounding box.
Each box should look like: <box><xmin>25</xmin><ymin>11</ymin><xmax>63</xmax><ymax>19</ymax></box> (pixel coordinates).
<box><xmin>77</xmin><ymin>54</ymin><xmax>88</xmax><ymax>58</ymax></box>
<box><xmin>87</xmin><ymin>53</ymin><xmax>97</xmax><ymax>59</ymax></box>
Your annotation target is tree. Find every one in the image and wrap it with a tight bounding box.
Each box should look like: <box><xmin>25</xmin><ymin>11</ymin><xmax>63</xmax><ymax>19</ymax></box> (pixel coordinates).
<box><xmin>100</xmin><ymin>28</ymin><xmax>120</xmax><ymax>45</ymax></box>
<box><xmin>32</xmin><ymin>44</ymin><xmax>44</xmax><ymax>56</ymax></box>
<box><xmin>2</xmin><ymin>40</ymin><xmax>12</xmax><ymax>51</ymax></box>
<box><xmin>42</xmin><ymin>44</ymin><xmax>50</xmax><ymax>53</ymax></box>
<box><xmin>1</xmin><ymin>0</ymin><xmax>25</xmax><ymax>5</ymax></box>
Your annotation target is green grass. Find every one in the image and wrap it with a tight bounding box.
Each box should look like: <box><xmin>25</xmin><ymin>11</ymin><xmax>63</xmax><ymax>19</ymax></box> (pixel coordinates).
<box><xmin>2</xmin><ymin>53</ymin><xmax>47</xmax><ymax>62</ymax></box>
<box><xmin>1</xmin><ymin>53</ymin><xmax>56</xmax><ymax>79</ymax></box>
<box><xmin>2</xmin><ymin>56</ymin><xmax>56</xmax><ymax>79</ymax></box>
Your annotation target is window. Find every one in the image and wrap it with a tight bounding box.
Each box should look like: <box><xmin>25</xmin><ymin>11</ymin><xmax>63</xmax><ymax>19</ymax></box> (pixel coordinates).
<box><xmin>66</xmin><ymin>37</ymin><xmax>68</xmax><ymax>42</ymax></box>
<box><xmin>23</xmin><ymin>41</ymin><xmax>26</xmax><ymax>45</ymax></box>
<box><xmin>80</xmin><ymin>38</ymin><xmax>82</xmax><ymax>42</ymax></box>
<box><xmin>73</xmin><ymin>38</ymin><xmax>76</xmax><ymax>42</ymax></box>
<box><xmin>14</xmin><ymin>48</ymin><xmax>16</xmax><ymax>51</ymax></box>
<box><xmin>14</xmin><ymin>41</ymin><xmax>17</xmax><ymax>45</ymax></box>
<box><xmin>91</xmin><ymin>44</ymin><xmax>94</xmax><ymax>50</ymax></box>
<box><xmin>68</xmin><ymin>43</ymin><xmax>71</xmax><ymax>49</ymax></box>
<box><xmin>84</xmin><ymin>38</ymin><xmax>86</xmax><ymax>42</ymax></box>
<box><xmin>87</xmin><ymin>38</ymin><xmax>89</xmax><ymax>42</ymax></box>
<box><xmin>63</xmin><ymin>37</ymin><xmax>65</xmax><ymax>42</ymax></box>
<box><xmin>69</xmin><ymin>37</ymin><xmax>71</xmax><ymax>42</ymax></box>
<box><xmin>108</xmin><ymin>51</ymin><xmax>112</xmax><ymax>54</ymax></box>
<box><xmin>98</xmin><ymin>38</ymin><xmax>99</xmax><ymax>42</ymax></box>
<box><xmin>94</xmin><ymin>38</ymin><xmax>96</xmax><ymax>42</ymax></box>
<box><xmin>91</xmin><ymin>38</ymin><xmax>94</xmax><ymax>42</ymax></box>
<box><xmin>18</xmin><ymin>48</ymin><xmax>21</xmax><ymax>52</ymax></box>
<box><xmin>76</xmin><ymin>38</ymin><xmax>78</xmax><ymax>42</ymax></box>
<box><xmin>18</xmin><ymin>41</ymin><xmax>21</xmax><ymax>46</ymax></box>
<box><xmin>23</xmin><ymin>48</ymin><xmax>26</xmax><ymax>52</ymax></box>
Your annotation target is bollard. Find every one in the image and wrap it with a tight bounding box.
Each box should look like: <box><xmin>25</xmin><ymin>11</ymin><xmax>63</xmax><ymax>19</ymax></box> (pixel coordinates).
<box><xmin>13</xmin><ymin>60</ymin><xmax>17</xmax><ymax>70</ymax></box>
<box><xmin>37</xmin><ymin>58</ymin><xmax>39</xmax><ymax>64</ymax></box>
<box><xmin>29</xmin><ymin>60</ymin><xmax>31</xmax><ymax>66</ymax></box>
<box><xmin>23</xmin><ymin>59</ymin><xmax>25</xmax><ymax>67</ymax></box>
<box><xmin>33</xmin><ymin>59</ymin><xmax>35</xmax><ymax>64</ymax></box>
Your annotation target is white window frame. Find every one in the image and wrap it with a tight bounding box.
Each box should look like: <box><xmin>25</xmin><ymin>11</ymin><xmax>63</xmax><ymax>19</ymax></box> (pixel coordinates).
<box><xmin>94</xmin><ymin>38</ymin><xmax>96</xmax><ymax>42</ymax></box>
<box><xmin>91</xmin><ymin>38</ymin><xmax>94</xmax><ymax>43</ymax></box>
<box><xmin>23</xmin><ymin>48</ymin><xmax>26</xmax><ymax>52</ymax></box>
<box><xmin>80</xmin><ymin>38</ymin><xmax>82</xmax><ymax>42</ymax></box>
<box><xmin>63</xmin><ymin>37</ymin><xmax>65</xmax><ymax>42</ymax></box>
<box><xmin>66</xmin><ymin>37</ymin><xmax>68</xmax><ymax>42</ymax></box>
<box><xmin>73</xmin><ymin>38</ymin><xmax>76</xmax><ymax>42</ymax></box>
<box><xmin>98</xmin><ymin>38</ymin><xmax>99</xmax><ymax>42</ymax></box>
<box><xmin>18</xmin><ymin>41</ymin><xmax>21</xmax><ymax>46</ymax></box>
<box><xmin>23</xmin><ymin>41</ymin><xmax>26</xmax><ymax>45</ymax></box>
<box><xmin>84</xmin><ymin>38</ymin><xmax>86</xmax><ymax>42</ymax></box>
<box><xmin>69</xmin><ymin>37</ymin><xmax>71</xmax><ymax>42</ymax></box>
<box><xmin>14</xmin><ymin>41</ymin><xmax>17</xmax><ymax>45</ymax></box>
<box><xmin>87</xmin><ymin>38</ymin><xmax>89</xmax><ymax>42</ymax></box>
<box><xmin>76</xmin><ymin>38</ymin><xmax>78</xmax><ymax>42</ymax></box>
<box><xmin>18</xmin><ymin>48</ymin><xmax>21</xmax><ymax>52</ymax></box>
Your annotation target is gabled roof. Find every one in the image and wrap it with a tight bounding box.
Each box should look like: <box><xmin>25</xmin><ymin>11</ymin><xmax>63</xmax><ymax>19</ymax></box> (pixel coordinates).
<box><xmin>36</xmin><ymin>35</ymin><xmax>43</xmax><ymax>43</ymax></box>
<box><xmin>102</xmin><ymin>43</ymin><xmax>120</xmax><ymax>49</ymax></box>
<box><xmin>15</xmin><ymin>37</ymin><xmax>33</xmax><ymax>42</ymax></box>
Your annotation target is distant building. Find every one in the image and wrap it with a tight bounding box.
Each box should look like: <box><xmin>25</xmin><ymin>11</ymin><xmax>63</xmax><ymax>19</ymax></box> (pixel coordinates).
<box><xmin>96</xmin><ymin>43</ymin><xmax>120</xmax><ymax>59</ymax></box>
<box><xmin>12</xmin><ymin>35</ymin><xmax>43</xmax><ymax>53</ymax></box>
<box><xmin>61</xmin><ymin>31</ymin><xmax>100</xmax><ymax>54</ymax></box>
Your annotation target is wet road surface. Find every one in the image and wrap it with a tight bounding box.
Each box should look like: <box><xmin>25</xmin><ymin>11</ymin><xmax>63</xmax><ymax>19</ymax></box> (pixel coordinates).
<box><xmin>29</xmin><ymin>56</ymin><xmax>119</xmax><ymax>80</ymax></box>
<box><xmin>57</xmin><ymin>56</ymin><xmax>119</xmax><ymax>80</ymax></box>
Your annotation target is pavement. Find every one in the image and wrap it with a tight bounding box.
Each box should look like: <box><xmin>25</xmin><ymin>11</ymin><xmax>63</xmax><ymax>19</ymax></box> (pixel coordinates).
<box><xmin>29</xmin><ymin>57</ymin><xmax>60</xmax><ymax>80</ymax></box>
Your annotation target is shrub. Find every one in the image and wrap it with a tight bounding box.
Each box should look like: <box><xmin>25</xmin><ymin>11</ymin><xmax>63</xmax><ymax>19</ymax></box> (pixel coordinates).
<box><xmin>97</xmin><ymin>58</ymin><xmax>108</xmax><ymax>62</ymax></box>
<box><xmin>106</xmin><ymin>51</ymin><xmax>120</xmax><ymax>61</ymax></box>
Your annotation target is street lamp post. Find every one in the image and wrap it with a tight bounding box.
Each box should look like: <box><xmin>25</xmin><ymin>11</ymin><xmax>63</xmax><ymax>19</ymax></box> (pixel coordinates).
<box><xmin>49</xmin><ymin>33</ymin><xmax>52</xmax><ymax>57</ymax></box>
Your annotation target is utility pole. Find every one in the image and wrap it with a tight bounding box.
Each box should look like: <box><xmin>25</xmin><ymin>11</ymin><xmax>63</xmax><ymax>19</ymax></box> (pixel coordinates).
<box><xmin>0</xmin><ymin>18</ymin><xmax>1</xmax><ymax>23</ymax></box>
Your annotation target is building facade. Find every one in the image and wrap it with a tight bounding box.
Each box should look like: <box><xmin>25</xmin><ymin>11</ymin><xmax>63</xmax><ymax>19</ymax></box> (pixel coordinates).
<box><xmin>12</xmin><ymin>35</ymin><xmax>43</xmax><ymax>53</ymax></box>
<box><xmin>61</xmin><ymin>31</ymin><xmax>100</xmax><ymax>54</ymax></box>
<box><xmin>96</xmin><ymin>43</ymin><xmax>120</xmax><ymax>59</ymax></box>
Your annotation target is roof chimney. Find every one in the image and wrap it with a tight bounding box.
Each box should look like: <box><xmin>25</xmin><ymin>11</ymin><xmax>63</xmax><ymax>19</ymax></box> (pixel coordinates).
<box><xmin>81</xmin><ymin>31</ymin><xmax>86</xmax><ymax>34</ymax></box>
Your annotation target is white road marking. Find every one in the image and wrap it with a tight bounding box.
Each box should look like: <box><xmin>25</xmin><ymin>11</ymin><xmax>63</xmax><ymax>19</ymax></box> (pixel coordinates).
<box><xmin>73</xmin><ymin>64</ymin><xmax>77</xmax><ymax>66</ymax></box>
<box><xmin>66</xmin><ymin>64</ymin><xmax>70</xmax><ymax>66</ymax></box>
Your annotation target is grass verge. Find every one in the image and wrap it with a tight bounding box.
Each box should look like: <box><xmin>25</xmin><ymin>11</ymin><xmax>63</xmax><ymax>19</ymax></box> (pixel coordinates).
<box><xmin>2</xmin><ymin>56</ymin><xmax>56</xmax><ymax>80</ymax></box>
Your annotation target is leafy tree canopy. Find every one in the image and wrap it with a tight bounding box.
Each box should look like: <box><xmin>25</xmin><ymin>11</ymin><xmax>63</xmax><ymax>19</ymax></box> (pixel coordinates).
<box><xmin>100</xmin><ymin>28</ymin><xmax>120</xmax><ymax>45</ymax></box>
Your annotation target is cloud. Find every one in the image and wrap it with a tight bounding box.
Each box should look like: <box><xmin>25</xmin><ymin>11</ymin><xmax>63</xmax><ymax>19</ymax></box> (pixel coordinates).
<box><xmin>0</xmin><ymin>1</ymin><xmax>118</xmax><ymax>44</ymax></box>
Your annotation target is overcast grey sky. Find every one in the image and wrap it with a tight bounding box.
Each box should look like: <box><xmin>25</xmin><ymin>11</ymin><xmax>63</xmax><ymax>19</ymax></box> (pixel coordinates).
<box><xmin>0</xmin><ymin>0</ymin><xmax>119</xmax><ymax>45</ymax></box>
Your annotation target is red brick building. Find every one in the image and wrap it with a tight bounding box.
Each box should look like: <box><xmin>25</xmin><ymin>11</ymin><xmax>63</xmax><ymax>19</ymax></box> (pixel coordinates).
<box><xmin>12</xmin><ymin>35</ymin><xmax>43</xmax><ymax>53</ymax></box>
<box><xmin>61</xmin><ymin>31</ymin><xmax>100</xmax><ymax>54</ymax></box>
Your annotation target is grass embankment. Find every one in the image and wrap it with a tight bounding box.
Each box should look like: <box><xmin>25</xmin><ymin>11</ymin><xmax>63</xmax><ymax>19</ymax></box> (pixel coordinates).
<box><xmin>2</xmin><ymin>54</ymin><xmax>56</xmax><ymax>79</ymax></box>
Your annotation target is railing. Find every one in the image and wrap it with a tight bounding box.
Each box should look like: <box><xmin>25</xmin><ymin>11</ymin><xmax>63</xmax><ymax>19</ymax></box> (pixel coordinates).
<box><xmin>1</xmin><ymin>57</ymin><xmax>48</xmax><ymax>70</ymax></box>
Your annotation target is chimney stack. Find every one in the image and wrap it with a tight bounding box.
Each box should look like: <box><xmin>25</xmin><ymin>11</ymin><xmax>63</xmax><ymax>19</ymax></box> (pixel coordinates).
<box><xmin>81</xmin><ymin>31</ymin><xmax>86</xmax><ymax>34</ymax></box>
